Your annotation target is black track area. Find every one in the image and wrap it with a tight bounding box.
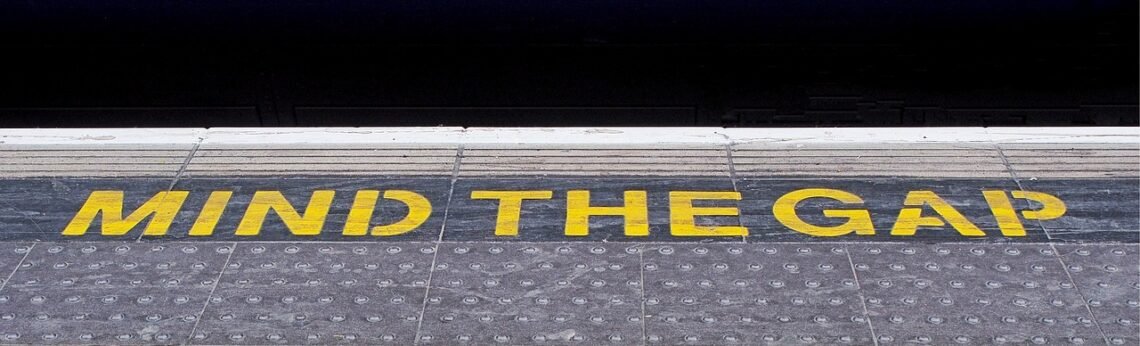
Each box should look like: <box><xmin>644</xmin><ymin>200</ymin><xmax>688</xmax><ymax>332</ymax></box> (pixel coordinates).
<box><xmin>0</xmin><ymin>1</ymin><xmax>1136</xmax><ymax>127</ymax></box>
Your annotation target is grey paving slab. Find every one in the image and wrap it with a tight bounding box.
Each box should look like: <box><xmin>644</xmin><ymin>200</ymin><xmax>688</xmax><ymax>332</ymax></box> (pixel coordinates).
<box><xmin>1056</xmin><ymin>244</ymin><xmax>1140</xmax><ymax>345</ymax></box>
<box><xmin>1002</xmin><ymin>144</ymin><xmax>1140</xmax><ymax>179</ymax></box>
<box><xmin>0</xmin><ymin>147</ymin><xmax>191</xmax><ymax>178</ymax></box>
<box><xmin>1016</xmin><ymin>179</ymin><xmax>1140</xmax><ymax>242</ymax></box>
<box><xmin>849</xmin><ymin>243</ymin><xmax>1103</xmax><ymax>344</ymax></box>
<box><xmin>168</xmin><ymin>177</ymin><xmax>451</xmax><ymax>241</ymax></box>
<box><xmin>1</xmin><ymin>174</ymin><xmax>1134</xmax><ymax>244</ymax></box>
<box><xmin>446</xmin><ymin>178</ymin><xmax>741</xmax><ymax>242</ymax></box>
<box><xmin>0</xmin><ymin>243</ymin><xmax>30</xmax><ymax>290</ymax></box>
<box><xmin>731</xmin><ymin>143</ymin><xmax>1009</xmax><ymax>178</ymax></box>
<box><xmin>459</xmin><ymin>147</ymin><xmax>729</xmax><ymax>177</ymax></box>
<box><xmin>418</xmin><ymin>243</ymin><xmax>643</xmax><ymax>345</ymax></box>
<box><xmin>0</xmin><ymin>242</ymin><xmax>230</xmax><ymax>344</ymax></box>
<box><xmin>0</xmin><ymin>178</ymin><xmax>175</xmax><ymax>241</ymax></box>
<box><xmin>0</xmin><ymin>240</ymin><xmax>1135</xmax><ymax>345</ymax></box>
<box><xmin>642</xmin><ymin>243</ymin><xmax>871</xmax><ymax>345</ymax></box>
<box><xmin>738</xmin><ymin>178</ymin><xmax>1047</xmax><ymax>242</ymax></box>
<box><xmin>184</xmin><ymin>145</ymin><xmax>459</xmax><ymax>176</ymax></box>
<box><xmin>190</xmin><ymin>242</ymin><xmax>435</xmax><ymax>345</ymax></box>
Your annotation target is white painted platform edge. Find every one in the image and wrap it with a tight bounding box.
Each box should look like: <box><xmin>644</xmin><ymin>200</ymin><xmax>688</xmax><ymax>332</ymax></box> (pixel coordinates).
<box><xmin>0</xmin><ymin>127</ymin><xmax>1135</xmax><ymax>145</ymax></box>
<box><xmin>0</xmin><ymin>128</ymin><xmax>207</xmax><ymax>145</ymax></box>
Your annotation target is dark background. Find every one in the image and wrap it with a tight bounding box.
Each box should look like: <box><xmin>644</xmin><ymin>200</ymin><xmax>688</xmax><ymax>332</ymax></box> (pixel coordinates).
<box><xmin>1</xmin><ymin>1</ymin><xmax>1136</xmax><ymax>127</ymax></box>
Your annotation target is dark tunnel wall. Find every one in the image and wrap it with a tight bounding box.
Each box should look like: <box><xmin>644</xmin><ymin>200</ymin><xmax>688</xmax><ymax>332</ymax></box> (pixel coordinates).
<box><xmin>0</xmin><ymin>1</ymin><xmax>1135</xmax><ymax>127</ymax></box>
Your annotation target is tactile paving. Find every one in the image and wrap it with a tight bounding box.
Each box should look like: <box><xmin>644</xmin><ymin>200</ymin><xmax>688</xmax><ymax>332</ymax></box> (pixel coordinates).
<box><xmin>1000</xmin><ymin>143</ymin><xmax>1140</xmax><ymax>178</ymax></box>
<box><xmin>0</xmin><ymin>243</ymin><xmax>30</xmax><ymax>290</ymax></box>
<box><xmin>418</xmin><ymin>243</ymin><xmax>643</xmax><ymax>344</ymax></box>
<box><xmin>186</xmin><ymin>145</ymin><xmax>458</xmax><ymax>177</ymax></box>
<box><xmin>0</xmin><ymin>240</ymin><xmax>1138</xmax><ymax>345</ymax></box>
<box><xmin>0</xmin><ymin>242</ymin><xmax>229</xmax><ymax>344</ymax></box>
<box><xmin>189</xmin><ymin>243</ymin><xmax>435</xmax><ymax>345</ymax></box>
<box><xmin>850</xmin><ymin>243</ymin><xmax>1103</xmax><ymax>344</ymax></box>
<box><xmin>1056</xmin><ymin>244</ymin><xmax>1140</xmax><ymax>345</ymax></box>
<box><xmin>0</xmin><ymin>145</ymin><xmax>192</xmax><ymax>178</ymax></box>
<box><xmin>642</xmin><ymin>243</ymin><xmax>872</xmax><ymax>344</ymax></box>
<box><xmin>731</xmin><ymin>143</ymin><xmax>1009</xmax><ymax>178</ymax></box>
<box><xmin>459</xmin><ymin>145</ymin><xmax>730</xmax><ymax>177</ymax></box>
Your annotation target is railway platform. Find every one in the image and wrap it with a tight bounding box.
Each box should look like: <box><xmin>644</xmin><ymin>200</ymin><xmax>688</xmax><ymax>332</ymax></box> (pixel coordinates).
<box><xmin>0</xmin><ymin>127</ymin><xmax>1135</xmax><ymax>345</ymax></box>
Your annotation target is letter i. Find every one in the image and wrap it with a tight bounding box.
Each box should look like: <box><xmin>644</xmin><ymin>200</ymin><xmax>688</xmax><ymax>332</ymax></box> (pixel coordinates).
<box><xmin>189</xmin><ymin>191</ymin><xmax>233</xmax><ymax>236</ymax></box>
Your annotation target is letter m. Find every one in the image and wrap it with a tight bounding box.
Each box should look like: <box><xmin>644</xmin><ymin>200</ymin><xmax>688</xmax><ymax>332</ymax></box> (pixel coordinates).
<box><xmin>62</xmin><ymin>191</ymin><xmax>189</xmax><ymax>236</ymax></box>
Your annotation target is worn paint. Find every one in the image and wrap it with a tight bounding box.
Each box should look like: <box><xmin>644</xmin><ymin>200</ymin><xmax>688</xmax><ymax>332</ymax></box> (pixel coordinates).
<box><xmin>669</xmin><ymin>191</ymin><xmax>747</xmax><ymax>237</ymax></box>
<box><xmin>470</xmin><ymin>190</ymin><xmax>553</xmax><ymax>237</ymax></box>
<box><xmin>55</xmin><ymin>182</ymin><xmax>1080</xmax><ymax>241</ymax></box>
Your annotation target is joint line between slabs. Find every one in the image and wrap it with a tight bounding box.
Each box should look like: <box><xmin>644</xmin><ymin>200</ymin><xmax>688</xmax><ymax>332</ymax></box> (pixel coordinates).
<box><xmin>0</xmin><ymin>242</ymin><xmax>35</xmax><ymax>294</ymax></box>
<box><xmin>138</xmin><ymin>136</ymin><xmax>204</xmax><ymax>243</ymax></box>
<box><xmin>1048</xmin><ymin>243</ymin><xmax>1111</xmax><ymax>345</ymax></box>
<box><xmin>186</xmin><ymin>241</ymin><xmax>236</xmax><ymax>344</ymax></box>
<box><xmin>0</xmin><ymin>199</ymin><xmax>45</xmax><ymax>234</ymax></box>
<box><xmin>724</xmin><ymin>142</ymin><xmax>738</xmax><ymax>192</ymax></box>
<box><xmin>438</xmin><ymin>144</ymin><xmax>463</xmax><ymax>244</ymax></box>
<box><xmin>170</xmin><ymin>136</ymin><xmax>204</xmax><ymax>191</ymax></box>
<box><xmin>413</xmin><ymin>145</ymin><xmax>462</xmax><ymax>345</ymax></box>
<box><xmin>412</xmin><ymin>241</ymin><xmax>442</xmax><ymax>346</ymax></box>
<box><xmin>637</xmin><ymin>245</ymin><xmax>648</xmax><ymax>346</ymax></box>
<box><xmin>994</xmin><ymin>143</ymin><xmax>1057</xmax><ymax>241</ymax></box>
<box><xmin>723</xmin><ymin>142</ymin><xmax>748</xmax><ymax>244</ymax></box>
<box><xmin>843</xmin><ymin>244</ymin><xmax>879</xmax><ymax>346</ymax></box>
